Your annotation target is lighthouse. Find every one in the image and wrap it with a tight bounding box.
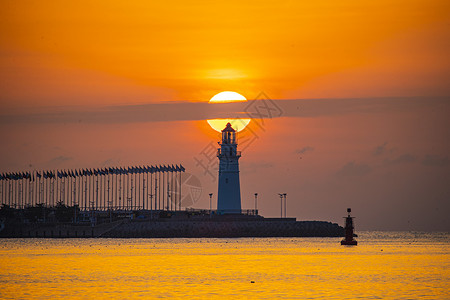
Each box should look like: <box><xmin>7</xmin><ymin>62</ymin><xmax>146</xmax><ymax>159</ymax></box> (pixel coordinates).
<box><xmin>217</xmin><ymin>123</ymin><xmax>242</xmax><ymax>214</ymax></box>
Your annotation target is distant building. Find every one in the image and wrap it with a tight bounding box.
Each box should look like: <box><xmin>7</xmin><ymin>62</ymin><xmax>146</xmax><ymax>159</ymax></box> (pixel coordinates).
<box><xmin>217</xmin><ymin>123</ymin><xmax>242</xmax><ymax>214</ymax></box>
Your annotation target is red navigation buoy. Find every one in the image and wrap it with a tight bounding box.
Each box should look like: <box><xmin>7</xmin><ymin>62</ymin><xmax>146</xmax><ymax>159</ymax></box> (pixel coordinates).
<box><xmin>341</xmin><ymin>208</ymin><xmax>357</xmax><ymax>245</ymax></box>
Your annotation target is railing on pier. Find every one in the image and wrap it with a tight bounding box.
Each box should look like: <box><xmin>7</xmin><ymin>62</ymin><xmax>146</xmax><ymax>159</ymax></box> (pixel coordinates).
<box><xmin>185</xmin><ymin>208</ymin><xmax>258</xmax><ymax>216</ymax></box>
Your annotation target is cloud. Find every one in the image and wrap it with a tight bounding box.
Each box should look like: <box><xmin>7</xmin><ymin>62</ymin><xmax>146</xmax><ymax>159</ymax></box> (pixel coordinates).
<box><xmin>373</xmin><ymin>142</ymin><xmax>388</xmax><ymax>156</ymax></box>
<box><xmin>295</xmin><ymin>146</ymin><xmax>314</xmax><ymax>155</ymax></box>
<box><xmin>422</xmin><ymin>154</ymin><xmax>449</xmax><ymax>167</ymax></box>
<box><xmin>336</xmin><ymin>161</ymin><xmax>372</xmax><ymax>177</ymax></box>
<box><xmin>384</xmin><ymin>154</ymin><xmax>416</xmax><ymax>165</ymax></box>
<box><xmin>1</xmin><ymin>96</ymin><xmax>447</xmax><ymax>125</ymax></box>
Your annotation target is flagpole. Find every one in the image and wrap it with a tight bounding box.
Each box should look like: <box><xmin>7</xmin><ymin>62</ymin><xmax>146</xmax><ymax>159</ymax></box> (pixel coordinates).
<box><xmin>180</xmin><ymin>166</ymin><xmax>184</xmax><ymax>209</ymax></box>
<box><xmin>162</xmin><ymin>167</ymin><xmax>165</xmax><ymax>211</ymax></box>
<box><xmin>134</xmin><ymin>168</ymin><xmax>137</xmax><ymax>210</ymax></box>
<box><xmin>115</xmin><ymin>169</ymin><xmax>118</xmax><ymax>210</ymax></box>
<box><xmin>84</xmin><ymin>171</ymin><xmax>87</xmax><ymax>211</ymax></box>
<box><xmin>95</xmin><ymin>171</ymin><xmax>99</xmax><ymax>211</ymax></box>
<box><xmin>118</xmin><ymin>169</ymin><xmax>122</xmax><ymax>210</ymax></box>
<box><xmin>143</xmin><ymin>170</ymin><xmax>146</xmax><ymax>211</ymax></box>
<box><xmin>174</xmin><ymin>167</ymin><xmax>177</xmax><ymax>211</ymax></box>
<box><xmin>158</xmin><ymin>166</ymin><xmax>164</xmax><ymax>210</ymax></box>
<box><xmin>108</xmin><ymin>172</ymin><xmax>110</xmax><ymax>212</ymax></box>
<box><xmin>136</xmin><ymin>168</ymin><xmax>140</xmax><ymax>210</ymax></box>
<box><xmin>155</xmin><ymin>177</ymin><xmax>158</xmax><ymax>212</ymax></box>
<box><xmin>127</xmin><ymin>170</ymin><xmax>129</xmax><ymax>210</ymax></box>
<box><xmin>37</xmin><ymin>171</ymin><xmax>41</xmax><ymax>206</ymax></box>
<box><xmin>146</xmin><ymin>167</ymin><xmax>149</xmax><ymax>211</ymax></box>
<box><xmin>46</xmin><ymin>173</ymin><xmax>49</xmax><ymax>208</ymax></box>
<box><xmin>150</xmin><ymin>167</ymin><xmax>153</xmax><ymax>217</ymax></box>
<box><xmin>171</xmin><ymin>167</ymin><xmax>174</xmax><ymax>211</ymax></box>
<box><xmin>28</xmin><ymin>176</ymin><xmax>31</xmax><ymax>208</ymax></box>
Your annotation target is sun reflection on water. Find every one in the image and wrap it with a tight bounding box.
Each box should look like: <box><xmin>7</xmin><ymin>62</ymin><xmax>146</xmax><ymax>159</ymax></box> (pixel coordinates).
<box><xmin>0</xmin><ymin>232</ymin><xmax>448</xmax><ymax>299</ymax></box>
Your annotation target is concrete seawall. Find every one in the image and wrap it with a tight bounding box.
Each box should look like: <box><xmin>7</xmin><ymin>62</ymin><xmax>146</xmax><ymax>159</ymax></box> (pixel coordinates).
<box><xmin>0</xmin><ymin>219</ymin><xmax>344</xmax><ymax>238</ymax></box>
<box><xmin>102</xmin><ymin>219</ymin><xmax>344</xmax><ymax>238</ymax></box>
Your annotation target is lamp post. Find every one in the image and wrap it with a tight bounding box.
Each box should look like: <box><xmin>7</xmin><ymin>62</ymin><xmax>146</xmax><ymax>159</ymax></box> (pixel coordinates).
<box><xmin>278</xmin><ymin>193</ymin><xmax>283</xmax><ymax>218</ymax></box>
<box><xmin>283</xmin><ymin>193</ymin><xmax>287</xmax><ymax>218</ymax></box>
<box><xmin>254</xmin><ymin>193</ymin><xmax>258</xmax><ymax>215</ymax></box>
<box><xmin>209</xmin><ymin>193</ymin><xmax>213</xmax><ymax>218</ymax></box>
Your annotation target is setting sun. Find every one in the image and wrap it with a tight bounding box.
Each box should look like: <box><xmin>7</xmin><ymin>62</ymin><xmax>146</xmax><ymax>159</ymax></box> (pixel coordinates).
<box><xmin>207</xmin><ymin>91</ymin><xmax>251</xmax><ymax>132</ymax></box>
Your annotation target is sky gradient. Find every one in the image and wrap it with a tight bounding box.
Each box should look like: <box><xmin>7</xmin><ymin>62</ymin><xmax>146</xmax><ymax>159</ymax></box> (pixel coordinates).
<box><xmin>1</xmin><ymin>1</ymin><xmax>449</xmax><ymax>230</ymax></box>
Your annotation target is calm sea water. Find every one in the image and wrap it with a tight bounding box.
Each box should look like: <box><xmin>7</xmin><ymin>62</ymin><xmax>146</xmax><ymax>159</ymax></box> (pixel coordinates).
<box><xmin>0</xmin><ymin>231</ymin><xmax>448</xmax><ymax>299</ymax></box>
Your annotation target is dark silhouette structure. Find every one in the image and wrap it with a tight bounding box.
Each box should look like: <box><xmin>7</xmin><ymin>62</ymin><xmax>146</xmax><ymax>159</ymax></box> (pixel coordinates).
<box><xmin>341</xmin><ymin>208</ymin><xmax>357</xmax><ymax>245</ymax></box>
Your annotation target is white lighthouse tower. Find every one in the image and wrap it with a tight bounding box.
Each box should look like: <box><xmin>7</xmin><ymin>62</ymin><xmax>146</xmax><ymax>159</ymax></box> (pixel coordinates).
<box><xmin>217</xmin><ymin>122</ymin><xmax>242</xmax><ymax>214</ymax></box>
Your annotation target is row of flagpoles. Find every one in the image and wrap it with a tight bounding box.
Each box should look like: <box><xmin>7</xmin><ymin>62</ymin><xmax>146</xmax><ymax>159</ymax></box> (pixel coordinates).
<box><xmin>0</xmin><ymin>165</ymin><xmax>185</xmax><ymax>212</ymax></box>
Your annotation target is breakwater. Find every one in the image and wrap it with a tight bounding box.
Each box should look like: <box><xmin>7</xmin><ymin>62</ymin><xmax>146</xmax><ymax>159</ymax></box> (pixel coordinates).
<box><xmin>104</xmin><ymin>219</ymin><xmax>344</xmax><ymax>238</ymax></box>
<box><xmin>0</xmin><ymin>217</ymin><xmax>344</xmax><ymax>238</ymax></box>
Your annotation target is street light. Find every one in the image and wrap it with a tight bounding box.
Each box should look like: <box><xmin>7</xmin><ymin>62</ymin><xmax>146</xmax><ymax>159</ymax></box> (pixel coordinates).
<box><xmin>209</xmin><ymin>193</ymin><xmax>213</xmax><ymax>218</ymax></box>
<box><xmin>278</xmin><ymin>193</ymin><xmax>284</xmax><ymax>218</ymax></box>
<box><xmin>283</xmin><ymin>193</ymin><xmax>287</xmax><ymax>218</ymax></box>
<box><xmin>254</xmin><ymin>193</ymin><xmax>258</xmax><ymax>215</ymax></box>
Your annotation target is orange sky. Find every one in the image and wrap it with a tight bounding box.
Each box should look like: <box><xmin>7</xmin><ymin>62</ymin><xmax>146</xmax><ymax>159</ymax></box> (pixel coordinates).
<box><xmin>1</xmin><ymin>0</ymin><xmax>449</xmax><ymax>108</ymax></box>
<box><xmin>0</xmin><ymin>1</ymin><xmax>449</xmax><ymax>230</ymax></box>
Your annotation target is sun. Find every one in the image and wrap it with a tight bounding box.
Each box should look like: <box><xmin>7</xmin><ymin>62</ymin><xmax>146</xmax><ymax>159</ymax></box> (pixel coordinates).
<box><xmin>207</xmin><ymin>91</ymin><xmax>251</xmax><ymax>132</ymax></box>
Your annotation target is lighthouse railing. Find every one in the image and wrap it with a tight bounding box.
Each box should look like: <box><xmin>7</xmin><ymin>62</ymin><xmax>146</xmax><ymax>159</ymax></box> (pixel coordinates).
<box><xmin>216</xmin><ymin>149</ymin><xmax>241</xmax><ymax>157</ymax></box>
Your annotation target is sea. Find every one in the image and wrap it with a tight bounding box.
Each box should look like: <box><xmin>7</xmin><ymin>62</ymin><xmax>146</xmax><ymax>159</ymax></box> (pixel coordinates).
<box><xmin>0</xmin><ymin>231</ymin><xmax>448</xmax><ymax>299</ymax></box>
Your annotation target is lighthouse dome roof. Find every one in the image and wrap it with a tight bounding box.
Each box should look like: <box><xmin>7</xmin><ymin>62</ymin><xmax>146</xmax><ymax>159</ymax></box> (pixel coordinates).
<box><xmin>222</xmin><ymin>122</ymin><xmax>236</xmax><ymax>132</ymax></box>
